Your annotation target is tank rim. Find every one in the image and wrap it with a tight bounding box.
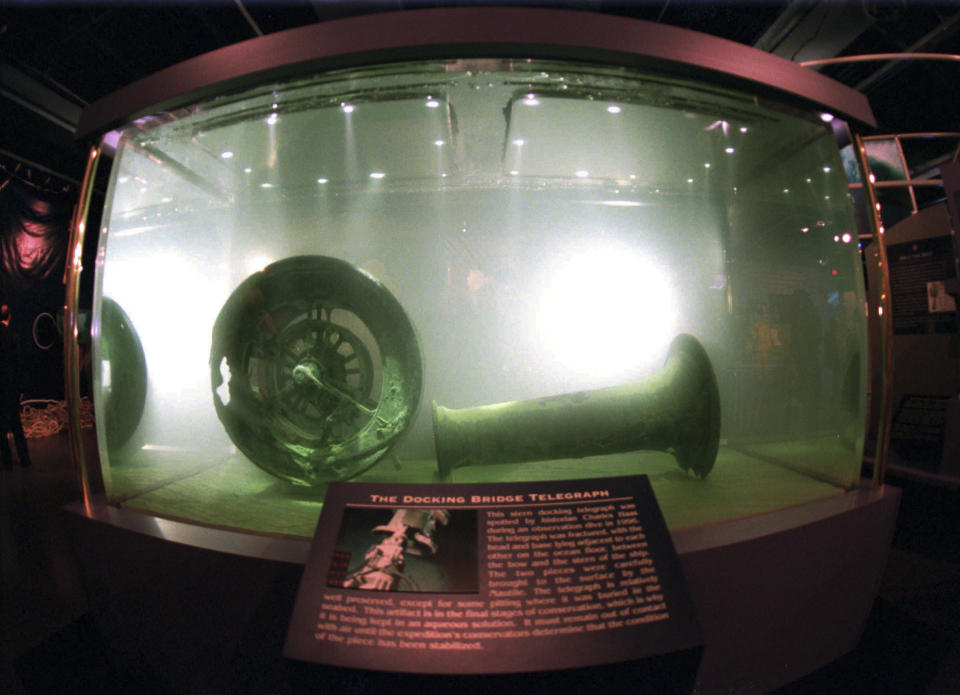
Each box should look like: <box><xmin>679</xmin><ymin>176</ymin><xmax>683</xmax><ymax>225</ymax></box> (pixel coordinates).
<box><xmin>76</xmin><ymin>6</ymin><xmax>875</xmax><ymax>140</ymax></box>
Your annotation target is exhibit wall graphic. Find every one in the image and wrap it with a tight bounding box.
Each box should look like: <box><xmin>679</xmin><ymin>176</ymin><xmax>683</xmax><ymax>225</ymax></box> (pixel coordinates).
<box><xmin>0</xmin><ymin>162</ymin><xmax>81</xmax><ymax>399</ymax></box>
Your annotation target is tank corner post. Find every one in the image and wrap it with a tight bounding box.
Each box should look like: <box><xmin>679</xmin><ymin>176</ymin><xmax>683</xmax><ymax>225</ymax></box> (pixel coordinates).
<box><xmin>851</xmin><ymin>131</ymin><xmax>894</xmax><ymax>490</ymax></box>
<box><xmin>64</xmin><ymin>140</ymin><xmax>103</xmax><ymax>515</ymax></box>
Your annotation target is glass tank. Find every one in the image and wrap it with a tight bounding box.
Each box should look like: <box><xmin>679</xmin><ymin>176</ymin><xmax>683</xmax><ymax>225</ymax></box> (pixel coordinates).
<box><xmin>92</xmin><ymin>58</ymin><xmax>866</xmax><ymax>538</ymax></box>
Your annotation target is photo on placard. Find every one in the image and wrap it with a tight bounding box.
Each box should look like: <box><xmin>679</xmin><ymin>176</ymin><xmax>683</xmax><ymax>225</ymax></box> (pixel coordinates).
<box><xmin>329</xmin><ymin>506</ymin><xmax>479</xmax><ymax>593</ymax></box>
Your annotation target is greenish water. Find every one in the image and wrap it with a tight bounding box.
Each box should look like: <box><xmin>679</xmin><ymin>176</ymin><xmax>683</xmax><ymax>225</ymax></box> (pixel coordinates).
<box><xmin>94</xmin><ymin>59</ymin><xmax>866</xmax><ymax>536</ymax></box>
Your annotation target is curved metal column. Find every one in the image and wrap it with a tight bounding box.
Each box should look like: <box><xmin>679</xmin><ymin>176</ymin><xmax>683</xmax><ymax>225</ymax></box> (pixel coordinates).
<box><xmin>851</xmin><ymin>133</ymin><xmax>894</xmax><ymax>488</ymax></box>
<box><xmin>64</xmin><ymin>141</ymin><xmax>102</xmax><ymax>514</ymax></box>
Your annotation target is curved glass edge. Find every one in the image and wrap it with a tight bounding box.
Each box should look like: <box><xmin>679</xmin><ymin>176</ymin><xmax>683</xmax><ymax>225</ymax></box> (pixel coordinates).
<box><xmin>77</xmin><ymin>7</ymin><xmax>874</xmax><ymax>139</ymax></box>
<box><xmin>66</xmin><ymin>143</ymin><xmax>103</xmax><ymax>513</ymax></box>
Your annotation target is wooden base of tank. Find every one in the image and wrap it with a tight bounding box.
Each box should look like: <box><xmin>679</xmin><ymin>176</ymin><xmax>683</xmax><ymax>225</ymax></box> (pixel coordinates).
<box><xmin>61</xmin><ymin>483</ymin><xmax>898</xmax><ymax>694</ymax></box>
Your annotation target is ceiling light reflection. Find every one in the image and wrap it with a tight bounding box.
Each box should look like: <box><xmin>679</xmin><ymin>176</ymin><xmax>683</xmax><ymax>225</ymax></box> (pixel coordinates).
<box><xmin>581</xmin><ymin>200</ymin><xmax>644</xmax><ymax>207</ymax></box>
<box><xmin>538</xmin><ymin>247</ymin><xmax>678</xmax><ymax>376</ymax></box>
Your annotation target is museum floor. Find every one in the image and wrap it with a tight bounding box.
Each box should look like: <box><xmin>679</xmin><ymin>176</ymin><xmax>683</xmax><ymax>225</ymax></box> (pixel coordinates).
<box><xmin>2</xmin><ymin>432</ymin><xmax>959</xmax><ymax>694</ymax></box>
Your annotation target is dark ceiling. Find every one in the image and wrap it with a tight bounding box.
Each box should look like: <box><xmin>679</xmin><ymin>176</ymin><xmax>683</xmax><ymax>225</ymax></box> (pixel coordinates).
<box><xmin>2</xmin><ymin>0</ymin><xmax>960</xmax><ymax>191</ymax></box>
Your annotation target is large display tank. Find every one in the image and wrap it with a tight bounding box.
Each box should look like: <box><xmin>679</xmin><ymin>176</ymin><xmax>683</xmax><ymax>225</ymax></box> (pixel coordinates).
<box><xmin>87</xmin><ymin>14</ymin><xmax>871</xmax><ymax>538</ymax></box>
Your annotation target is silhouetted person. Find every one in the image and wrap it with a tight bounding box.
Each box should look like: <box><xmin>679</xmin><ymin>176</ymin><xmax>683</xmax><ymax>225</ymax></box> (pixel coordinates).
<box><xmin>0</xmin><ymin>305</ymin><xmax>31</xmax><ymax>469</ymax></box>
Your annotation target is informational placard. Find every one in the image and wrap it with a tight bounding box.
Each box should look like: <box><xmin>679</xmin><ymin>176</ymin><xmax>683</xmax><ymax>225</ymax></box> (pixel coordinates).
<box><xmin>284</xmin><ymin>476</ymin><xmax>701</xmax><ymax>674</ymax></box>
<box><xmin>888</xmin><ymin>236</ymin><xmax>958</xmax><ymax>335</ymax></box>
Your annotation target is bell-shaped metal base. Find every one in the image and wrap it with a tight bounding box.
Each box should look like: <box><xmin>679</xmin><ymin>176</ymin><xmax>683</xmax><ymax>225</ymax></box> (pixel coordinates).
<box><xmin>432</xmin><ymin>333</ymin><xmax>721</xmax><ymax>479</ymax></box>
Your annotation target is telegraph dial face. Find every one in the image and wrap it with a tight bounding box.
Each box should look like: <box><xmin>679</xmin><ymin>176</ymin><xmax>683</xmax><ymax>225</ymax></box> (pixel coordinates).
<box><xmin>210</xmin><ymin>255</ymin><xmax>423</xmax><ymax>486</ymax></box>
